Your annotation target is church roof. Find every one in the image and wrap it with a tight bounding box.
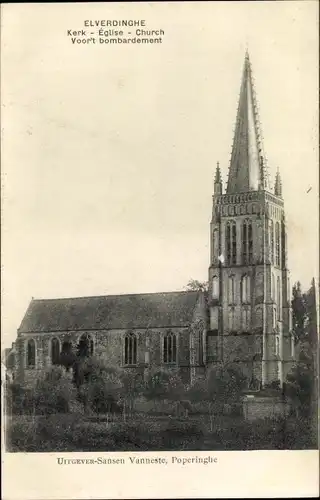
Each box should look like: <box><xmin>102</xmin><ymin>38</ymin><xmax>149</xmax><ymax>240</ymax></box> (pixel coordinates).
<box><xmin>18</xmin><ymin>291</ymin><xmax>201</xmax><ymax>333</ymax></box>
<box><xmin>227</xmin><ymin>51</ymin><xmax>270</xmax><ymax>193</ymax></box>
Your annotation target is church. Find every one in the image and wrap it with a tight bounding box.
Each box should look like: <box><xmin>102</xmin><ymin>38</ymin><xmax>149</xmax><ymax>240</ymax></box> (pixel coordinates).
<box><xmin>6</xmin><ymin>52</ymin><xmax>295</xmax><ymax>389</ymax></box>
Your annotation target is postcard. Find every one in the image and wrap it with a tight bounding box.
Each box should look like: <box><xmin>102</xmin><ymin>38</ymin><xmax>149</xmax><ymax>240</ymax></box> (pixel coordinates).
<box><xmin>1</xmin><ymin>1</ymin><xmax>319</xmax><ymax>499</ymax></box>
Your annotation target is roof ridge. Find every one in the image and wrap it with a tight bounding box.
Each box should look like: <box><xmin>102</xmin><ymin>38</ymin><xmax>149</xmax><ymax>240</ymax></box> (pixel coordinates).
<box><xmin>31</xmin><ymin>289</ymin><xmax>199</xmax><ymax>303</ymax></box>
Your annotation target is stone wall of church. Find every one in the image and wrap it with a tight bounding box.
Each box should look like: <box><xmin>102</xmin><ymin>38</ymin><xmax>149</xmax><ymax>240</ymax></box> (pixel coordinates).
<box><xmin>222</xmin><ymin>333</ymin><xmax>262</xmax><ymax>386</ymax></box>
<box><xmin>14</xmin><ymin>324</ymin><xmax>201</xmax><ymax>385</ymax></box>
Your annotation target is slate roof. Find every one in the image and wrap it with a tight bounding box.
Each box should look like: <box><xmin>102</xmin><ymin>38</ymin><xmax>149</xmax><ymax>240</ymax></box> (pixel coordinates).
<box><xmin>18</xmin><ymin>291</ymin><xmax>200</xmax><ymax>333</ymax></box>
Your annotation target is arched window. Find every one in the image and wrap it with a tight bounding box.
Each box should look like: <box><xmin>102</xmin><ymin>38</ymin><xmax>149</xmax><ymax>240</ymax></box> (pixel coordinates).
<box><xmin>212</xmin><ymin>276</ymin><xmax>219</xmax><ymax>299</ymax></box>
<box><xmin>255</xmin><ymin>337</ymin><xmax>262</xmax><ymax>355</ymax></box>
<box><xmin>241</xmin><ymin>275</ymin><xmax>251</xmax><ymax>303</ymax></box>
<box><xmin>226</xmin><ymin>224</ymin><xmax>231</xmax><ymax>264</ymax></box>
<box><xmin>275</xmin><ymin>221</ymin><xmax>280</xmax><ymax>267</ymax></box>
<box><xmin>256</xmin><ymin>272</ymin><xmax>264</xmax><ymax>298</ymax></box>
<box><xmin>163</xmin><ymin>332</ymin><xmax>177</xmax><ymax>364</ymax></box>
<box><xmin>228</xmin><ymin>275</ymin><xmax>235</xmax><ymax>304</ymax></box>
<box><xmin>242</xmin><ymin>220</ymin><xmax>253</xmax><ymax>264</ymax></box>
<box><xmin>232</xmin><ymin>224</ymin><xmax>237</xmax><ymax>264</ymax></box>
<box><xmin>60</xmin><ymin>341</ymin><xmax>73</xmax><ymax>371</ymax></box>
<box><xmin>277</xmin><ymin>276</ymin><xmax>281</xmax><ymax>319</ymax></box>
<box><xmin>275</xmin><ymin>336</ymin><xmax>280</xmax><ymax>356</ymax></box>
<box><xmin>228</xmin><ymin>307</ymin><xmax>235</xmax><ymax>332</ymax></box>
<box><xmin>77</xmin><ymin>334</ymin><xmax>94</xmax><ymax>359</ymax></box>
<box><xmin>61</xmin><ymin>340</ymin><xmax>72</xmax><ymax>355</ymax></box>
<box><xmin>255</xmin><ymin>307</ymin><xmax>263</xmax><ymax>328</ymax></box>
<box><xmin>271</xmin><ymin>273</ymin><xmax>275</xmax><ymax>301</ymax></box>
<box><xmin>51</xmin><ymin>338</ymin><xmax>60</xmax><ymax>365</ymax></box>
<box><xmin>206</xmin><ymin>330</ymin><xmax>218</xmax><ymax>363</ymax></box>
<box><xmin>273</xmin><ymin>308</ymin><xmax>277</xmax><ymax>329</ymax></box>
<box><xmin>124</xmin><ymin>333</ymin><xmax>137</xmax><ymax>365</ymax></box>
<box><xmin>213</xmin><ymin>228</ymin><xmax>219</xmax><ymax>261</ymax></box>
<box><xmin>27</xmin><ymin>339</ymin><xmax>36</xmax><ymax>368</ymax></box>
<box><xmin>248</xmin><ymin>222</ymin><xmax>253</xmax><ymax>263</ymax></box>
<box><xmin>145</xmin><ymin>336</ymin><xmax>150</xmax><ymax>364</ymax></box>
<box><xmin>226</xmin><ymin>221</ymin><xmax>237</xmax><ymax>265</ymax></box>
<box><xmin>242</xmin><ymin>308</ymin><xmax>250</xmax><ymax>331</ymax></box>
<box><xmin>270</xmin><ymin>220</ymin><xmax>274</xmax><ymax>264</ymax></box>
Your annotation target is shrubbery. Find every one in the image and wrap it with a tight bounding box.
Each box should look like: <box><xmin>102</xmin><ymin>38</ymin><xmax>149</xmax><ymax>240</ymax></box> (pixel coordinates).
<box><xmin>6</xmin><ymin>411</ymin><xmax>315</xmax><ymax>452</ymax></box>
<box><xmin>5</xmin><ymin>366</ymin><xmax>78</xmax><ymax>416</ymax></box>
<box><xmin>5</xmin><ymin>351</ymin><xmax>317</xmax><ymax>452</ymax></box>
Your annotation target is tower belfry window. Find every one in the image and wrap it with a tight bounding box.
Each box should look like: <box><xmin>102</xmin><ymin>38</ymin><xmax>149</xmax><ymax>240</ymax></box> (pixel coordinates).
<box><xmin>277</xmin><ymin>276</ymin><xmax>281</xmax><ymax>320</ymax></box>
<box><xmin>270</xmin><ymin>220</ymin><xmax>274</xmax><ymax>264</ymax></box>
<box><xmin>232</xmin><ymin>224</ymin><xmax>237</xmax><ymax>264</ymax></box>
<box><xmin>275</xmin><ymin>222</ymin><xmax>280</xmax><ymax>267</ymax></box>
<box><xmin>213</xmin><ymin>228</ymin><xmax>219</xmax><ymax>262</ymax></box>
<box><xmin>226</xmin><ymin>224</ymin><xmax>231</xmax><ymax>264</ymax></box>
<box><xmin>248</xmin><ymin>223</ymin><xmax>253</xmax><ymax>263</ymax></box>
<box><xmin>226</xmin><ymin>221</ymin><xmax>237</xmax><ymax>265</ymax></box>
<box><xmin>242</xmin><ymin>220</ymin><xmax>253</xmax><ymax>264</ymax></box>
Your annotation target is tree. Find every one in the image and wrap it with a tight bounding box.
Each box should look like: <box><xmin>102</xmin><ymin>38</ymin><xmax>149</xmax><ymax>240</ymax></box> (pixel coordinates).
<box><xmin>34</xmin><ymin>366</ymin><xmax>77</xmax><ymax>414</ymax></box>
<box><xmin>5</xmin><ymin>380</ymin><xmax>32</xmax><ymax>415</ymax></box>
<box><xmin>120</xmin><ymin>370</ymin><xmax>144</xmax><ymax>418</ymax></box>
<box><xmin>186</xmin><ymin>361</ymin><xmax>246</xmax><ymax>430</ymax></box>
<box><xmin>76</xmin><ymin>357</ymin><xmax>123</xmax><ymax>414</ymax></box>
<box><xmin>143</xmin><ymin>369</ymin><xmax>185</xmax><ymax>413</ymax></box>
<box><xmin>285</xmin><ymin>342</ymin><xmax>314</xmax><ymax>418</ymax></box>
<box><xmin>291</xmin><ymin>281</ymin><xmax>307</xmax><ymax>345</ymax></box>
<box><xmin>206</xmin><ymin>362</ymin><xmax>246</xmax><ymax>411</ymax></box>
<box><xmin>304</xmin><ymin>278</ymin><xmax>318</xmax><ymax>349</ymax></box>
<box><xmin>185</xmin><ymin>279</ymin><xmax>208</xmax><ymax>293</ymax></box>
<box><xmin>286</xmin><ymin>279</ymin><xmax>318</xmax><ymax>423</ymax></box>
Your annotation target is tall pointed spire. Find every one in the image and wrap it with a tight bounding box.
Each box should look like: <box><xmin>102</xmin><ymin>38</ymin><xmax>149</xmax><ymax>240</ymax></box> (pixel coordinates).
<box><xmin>214</xmin><ymin>161</ymin><xmax>221</xmax><ymax>183</ymax></box>
<box><xmin>214</xmin><ymin>161</ymin><xmax>222</xmax><ymax>194</ymax></box>
<box><xmin>274</xmin><ymin>168</ymin><xmax>282</xmax><ymax>197</ymax></box>
<box><xmin>227</xmin><ymin>51</ymin><xmax>270</xmax><ymax>193</ymax></box>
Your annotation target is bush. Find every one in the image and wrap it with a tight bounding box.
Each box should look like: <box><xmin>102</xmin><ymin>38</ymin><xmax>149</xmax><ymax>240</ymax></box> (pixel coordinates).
<box><xmin>4</xmin><ymin>382</ymin><xmax>33</xmax><ymax>415</ymax></box>
<box><xmin>76</xmin><ymin>358</ymin><xmax>123</xmax><ymax>413</ymax></box>
<box><xmin>34</xmin><ymin>367</ymin><xmax>77</xmax><ymax>414</ymax></box>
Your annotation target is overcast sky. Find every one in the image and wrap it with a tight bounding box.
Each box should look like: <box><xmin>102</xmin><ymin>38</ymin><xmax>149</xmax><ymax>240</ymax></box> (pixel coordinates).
<box><xmin>2</xmin><ymin>2</ymin><xmax>318</xmax><ymax>348</ymax></box>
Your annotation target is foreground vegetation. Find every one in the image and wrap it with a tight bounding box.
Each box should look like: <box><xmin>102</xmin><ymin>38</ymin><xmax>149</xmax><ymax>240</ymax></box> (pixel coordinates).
<box><xmin>4</xmin><ymin>351</ymin><xmax>317</xmax><ymax>452</ymax></box>
<box><xmin>5</xmin><ymin>279</ymin><xmax>318</xmax><ymax>452</ymax></box>
<box><xmin>5</xmin><ymin>411</ymin><xmax>316</xmax><ymax>452</ymax></box>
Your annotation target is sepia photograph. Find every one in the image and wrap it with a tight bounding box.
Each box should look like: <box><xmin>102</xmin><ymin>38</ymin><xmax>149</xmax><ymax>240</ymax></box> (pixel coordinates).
<box><xmin>1</xmin><ymin>1</ymin><xmax>319</xmax><ymax>498</ymax></box>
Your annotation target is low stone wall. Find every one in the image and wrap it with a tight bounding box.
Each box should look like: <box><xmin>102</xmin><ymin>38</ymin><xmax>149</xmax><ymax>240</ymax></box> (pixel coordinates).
<box><xmin>242</xmin><ymin>395</ymin><xmax>291</xmax><ymax>421</ymax></box>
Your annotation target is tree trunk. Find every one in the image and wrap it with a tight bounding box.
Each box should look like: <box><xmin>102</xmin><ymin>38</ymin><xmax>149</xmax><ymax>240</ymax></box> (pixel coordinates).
<box><xmin>209</xmin><ymin>402</ymin><xmax>214</xmax><ymax>432</ymax></box>
<box><xmin>123</xmin><ymin>400</ymin><xmax>126</xmax><ymax>423</ymax></box>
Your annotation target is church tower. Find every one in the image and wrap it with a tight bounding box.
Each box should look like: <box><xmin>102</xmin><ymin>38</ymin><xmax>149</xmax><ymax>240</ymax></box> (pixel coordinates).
<box><xmin>207</xmin><ymin>52</ymin><xmax>295</xmax><ymax>388</ymax></box>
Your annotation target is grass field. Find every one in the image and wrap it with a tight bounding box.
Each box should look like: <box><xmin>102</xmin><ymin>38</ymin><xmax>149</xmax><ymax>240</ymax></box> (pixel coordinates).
<box><xmin>4</xmin><ymin>411</ymin><xmax>317</xmax><ymax>452</ymax></box>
